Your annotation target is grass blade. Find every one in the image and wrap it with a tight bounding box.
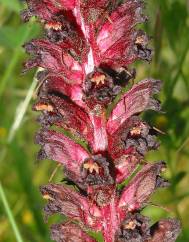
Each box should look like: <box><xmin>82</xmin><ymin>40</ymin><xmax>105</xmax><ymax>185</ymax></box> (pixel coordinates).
<box><xmin>8</xmin><ymin>72</ymin><xmax>38</xmax><ymax>143</ymax></box>
<box><xmin>10</xmin><ymin>142</ymin><xmax>50</xmax><ymax>240</ymax></box>
<box><xmin>0</xmin><ymin>181</ymin><xmax>24</xmax><ymax>242</ymax></box>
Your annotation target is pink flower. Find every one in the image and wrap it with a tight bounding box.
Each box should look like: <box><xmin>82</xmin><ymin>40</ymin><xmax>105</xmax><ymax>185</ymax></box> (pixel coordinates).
<box><xmin>23</xmin><ymin>0</ymin><xmax>181</xmax><ymax>241</ymax></box>
<box><xmin>40</xmin><ymin>163</ymin><xmax>179</xmax><ymax>242</ymax></box>
<box><xmin>23</xmin><ymin>0</ymin><xmax>151</xmax><ymax>109</ymax></box>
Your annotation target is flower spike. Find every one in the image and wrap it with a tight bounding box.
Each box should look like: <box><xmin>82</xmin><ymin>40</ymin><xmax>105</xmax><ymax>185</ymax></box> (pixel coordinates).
<box><xmin>23</xmin><ymin>0</ymin><xmax>181</xmax><ymax>241</ymax></box>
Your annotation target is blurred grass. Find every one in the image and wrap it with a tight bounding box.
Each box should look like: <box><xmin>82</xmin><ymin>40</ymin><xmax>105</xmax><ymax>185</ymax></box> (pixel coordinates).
<box><xmin>0</xmin><ymin>181</ymin><xmax>23</xmax><ymax>242</ymax></box>
<box><xmin>0</xmin><ymin>0</ymin><xmax>189</xmax><ymax>241</ymax></box>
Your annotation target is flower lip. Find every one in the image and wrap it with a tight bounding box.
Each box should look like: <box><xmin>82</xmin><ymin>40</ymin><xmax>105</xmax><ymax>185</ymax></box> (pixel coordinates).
<box><xmin>116</xmin><ymin>213</ymin><xmax>151</xmax><ymax>242</ymax></box>
<box><xmin>83</xmin><ymin>160</ymin><xmax>101</xmax><ymax>174</ymax></box>
<box><xmin>88</xmin><ymin>184</ymin><xmax>116</xmax><ymax>207</ymax></box>
<box><xmin>83</xmin><ymin>68</ymin><xmax>123</xmax><ymax>108</ymax></box>
<box><xmin>81</xmin><ymin>155</ymin><xmax>115</xmax><ymax>187</ymax></box>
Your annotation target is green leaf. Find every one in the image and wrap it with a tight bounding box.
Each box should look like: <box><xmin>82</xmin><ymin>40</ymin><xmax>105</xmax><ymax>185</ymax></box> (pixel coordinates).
<box><xmin>172</xmin><ymin>171</ymin><xmax>187</xmax><ymax>188</ymax></box>
<box><xmin>88</xmin><ymin>231</ymin><xmax>104</xmax><ymax>242</ymax></box>
<box><xmin>159</xmin><ymin>0</ymin><xmax>188</xmax><ymax>51</ymax></box>
<box><xmin>166</xmin><ymin>192</ymin><xmax>189</xmax><ymax>204</ymax></box>
<box><xmin>0</xmin><ymin>23</ymin><xmax>40</xmax><ymax>99</ymax></box>
<box><xmin>0</xmin><ymin>0</ymin><xmax>21</xmax><ymax>13</ymax></box>
<box><xmin>0</xmin><ymin>24</ymin><xmax>40</xmax><ymax>49</ymax></box>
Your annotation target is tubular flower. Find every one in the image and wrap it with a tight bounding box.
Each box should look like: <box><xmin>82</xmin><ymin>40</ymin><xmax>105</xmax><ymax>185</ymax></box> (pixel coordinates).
<box><xmin>23</xmin><ymin>0</ymin><xmax>181</xmax><ymax>241</ymax></box>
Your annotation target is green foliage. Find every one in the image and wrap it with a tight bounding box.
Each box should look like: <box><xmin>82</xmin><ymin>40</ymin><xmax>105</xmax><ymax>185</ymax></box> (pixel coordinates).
<box><xmin>0</xmin><ymin>0</ymin><xmax>21</xmax><ymax>13</ymax></box>
<box><xmin>0</xmin><ymin>0</ymin><xmax>189</xmax><ymax>241</ymax></box>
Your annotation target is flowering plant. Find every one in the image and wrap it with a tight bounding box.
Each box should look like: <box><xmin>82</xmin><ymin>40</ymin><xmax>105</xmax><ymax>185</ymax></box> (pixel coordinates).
<box><xmin>23</xmin><ymin>0</ymin><xmax>181</xmax><ymax>241</ymax></box>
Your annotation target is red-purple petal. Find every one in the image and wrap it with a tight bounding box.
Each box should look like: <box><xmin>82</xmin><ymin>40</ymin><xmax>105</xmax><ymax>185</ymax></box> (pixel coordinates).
<box><xmin>118</xmin><ymin>162</ymin><xmax>166</xmax><ymax>211</ymax></box>
<box><xmin>114</xmin><ymin>155</ymin><xmax>140</xmax><ymax>184</ymax></box>
<box><xmin>107</xmin><ymin>79</ymin><xmax>161</xmax><ymax>135</ymax></box>
<box><xmin>51</xmin><ymin>223</ymin><xmax>96</xmax><ymax>242</ymax></box>
<box><xmin>34</xmin><ymin>96</ymin><xmax>109</xmax><ymax>153</ymax></box>
<box><xmin>36</xmin><ymin>129</ymin><xmax>90</xmax><ymax>183</ymax></box>
<box><xmin>149</xmin><ymin>218</ymin><xmax>181</xmax><ymax>242</ymax></box>
<box><xmin>24</xmin><ymin>39</ymin><xmax>85</xmax><ymax>82</ymax></box>
<box><xmin>89</xmin><ymin>112</ymin><xmax>108</xmax><ymax>153</ymax></box>
<box><xmin>22</xmin><ymin>0</ymin><xmax>76</xmax><ymax>22</ymax></box>
<box><xmin>100</xmin><ymin>197</ymin><xmax>122</xmax><ymax>242</ymax></box>
<box><xmin>40</xmin><ymin>184</ymin><xmax>102</xmax><ymax>227</ymax></box>
<box><xmin>37</xmin><ymin>73</ymin><xmax>85</xmax><ymax>107</ymax></box>
<box><xmin>96</xmin><ymin>0</ymin><xmax>150</xmax><ymax>67</ymax></box>
<box><xmin>34</xmin><ymin>95</ymin><xmax>94</xmax><ymax>144</ymax></box>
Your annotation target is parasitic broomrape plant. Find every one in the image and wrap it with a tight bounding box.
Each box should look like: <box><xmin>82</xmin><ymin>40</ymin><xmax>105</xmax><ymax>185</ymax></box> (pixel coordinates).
<box><xmin>22</xmin><ymin>0</ymin><xmax>181</xmax><ymax>241</ymax></box>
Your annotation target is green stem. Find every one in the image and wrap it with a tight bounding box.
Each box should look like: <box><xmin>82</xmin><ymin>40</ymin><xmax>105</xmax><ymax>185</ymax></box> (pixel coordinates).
<box><xmin>0</xmin><ymin>181</ymin><xmax>24</xmax><ymax>242</ymax></box>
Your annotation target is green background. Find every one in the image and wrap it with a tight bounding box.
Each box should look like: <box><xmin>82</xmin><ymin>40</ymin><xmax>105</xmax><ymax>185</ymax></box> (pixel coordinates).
<box><xmin>0</xmin><ymin>0</ymin><xmax>189</xmax><ymax>241</ymax></box>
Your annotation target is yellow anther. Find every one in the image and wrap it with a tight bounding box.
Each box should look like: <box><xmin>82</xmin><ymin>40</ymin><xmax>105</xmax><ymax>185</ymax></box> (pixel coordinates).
<box><xmin>130</xmin><ymin>127</ymin><xmax>141</xmax><ymax>136</ymax></box>
<box><xmin>135</xmin><ymin>36</ymin><xmax>145</xmax><ymax>45</ymax></box>
<box><xmin>45</xmin><ymin>22</ymin><xmax>62</xmax><ymax>30</ymax></box>
<box><xmin>43</xmin><ymin>194</ymin><xmax>54</xmax><ymax>201</ymax></box>
<box><xmin>124</xmin><ymin>220</ymin><xmax>137</xmax><ymax>230</ymax></box>
<box><xmin>83</xmin><ymin>162</ymin><xmax>100</xmax><ymax>174</ymax></box>
<box><xmin>91</xmin><ymin>74</ymin><xmax>106</xmax><ymax>85</ymax></box>
<box><xmin>35</xmin><ymin>103</ymin><xmax>54</xmax><ymax>112</ymax></box>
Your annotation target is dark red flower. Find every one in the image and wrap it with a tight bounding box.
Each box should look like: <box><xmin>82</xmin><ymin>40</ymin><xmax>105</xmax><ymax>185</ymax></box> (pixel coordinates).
<box><xmin>51</xmin><ymin>223</ymin><xmax>96</xmax><ymax>242</ymax></box>
<box><xmin>40</xmin><ymin>161</ymin><xmax>175</xmax><ymax>242</ymax></box>
<box><xmin>23</xmin><ymin>0</ymin><xmax>181</xmax><ymax>241</ymax></box>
